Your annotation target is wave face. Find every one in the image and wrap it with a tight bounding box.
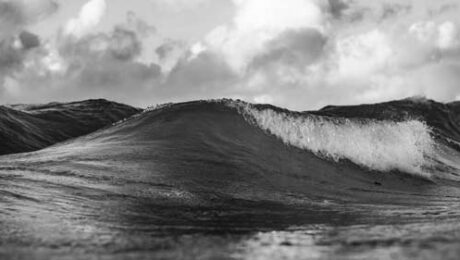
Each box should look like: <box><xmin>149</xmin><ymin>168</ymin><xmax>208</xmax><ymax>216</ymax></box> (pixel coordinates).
<box><xmin>228</xmin><ymin>101</ymin><xmax>437</xmax><ymax>177</ymax></box>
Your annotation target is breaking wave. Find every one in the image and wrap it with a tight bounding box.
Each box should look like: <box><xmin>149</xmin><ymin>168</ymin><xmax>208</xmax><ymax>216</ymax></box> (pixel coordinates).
<box><xmin>225</xmin><ymin>100</ymin><xmax>439</xmax><ymax>177</ymax></box>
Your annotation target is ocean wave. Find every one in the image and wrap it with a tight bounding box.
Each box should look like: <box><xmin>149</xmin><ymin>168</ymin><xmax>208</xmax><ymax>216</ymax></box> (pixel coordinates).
<box><xmin>225</xmin><ymin>100</ymin><xmax>436</xmax><ymax>177</ymax></box>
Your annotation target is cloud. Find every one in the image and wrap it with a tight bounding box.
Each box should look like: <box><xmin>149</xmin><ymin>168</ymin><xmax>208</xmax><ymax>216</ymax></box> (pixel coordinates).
<box><xmin>164</xmin><ymin>51</ymin><xmax>237</xmax><ymax>99</ymax></box>
<box><xmin>149</xmin><ymin>0</ymin><xmax>210</xmax><ymax>10</ymax></box>
<box><xmin>0</xmin><ymin>9</ymin><xmax>164</xmax><ymax>106</ymax></box>
<box><xmin>0</xmin><ymin>0</ymin><xmax>56</xmax><ymax>85</ymax></box>
<box><xmin>125</xmin><ymin>11</ymin><xmax>157</xmax><ymax>37</ymax></box>
<box><xmin>335</xmin><ymin>29</ymin><xmax>392</xmax><ymax>79</ymax></box>
<box><xmin>328</xmin><ymin>0</ymin><xmax>349</xmax><ymax>18</ymax></box>
<box><xmin>19</xmin><ymin>31</ymin><xmax>41</xmax><ymax>50</ymax></box>
<box><xmin>166</xmin><ymin>53</ymin><xmax>234</xmax><ymax>92</ymax></box>
<box><xmin>0</xmin><ymin>30</ymin><xmax>41</xmax><ymax>81</ymax></box>
<box><xmin>153</xmin><ymin>0</ymin><xmax>331</xmax><ymax>105</ymax></box>
<box><xmin>0</xmin><ymin>38</ymin><xmax>23</xmax><ymax>75</ymax></box>
<box><xmin>156</xmin><ymin>40</ymin><xmax>183</xmax><ymax>61</ymax></box>
<box><xmin>250</xmin><ymin>29</ymin><xmax>327</xmax><ymax>71</ymax></box>
<box><xmin>159</xmin><ymin>0</ymin><xmax>336</xmax><ymax>106</ymax></box>
<box><xmin>58</xmin><ymin>28</ymin><xmax>140</xmax><ymax>63</ymax></box>
<box><xmin>109</xmin><ymin>27</ymin><xmax>142</xmax><ymax>61</ymax></box>
<box><xmin>438</xmin><ymin>21</ymin><xmax>459</xmax><ymax>50</ymax></box>
<box><xmin>64</xmin><ymin>0</ymin><xmax>107</xmax><ymax>39</ymax></box>
<box><xmin>160</xmin><ymin>0</ymin><xmax>460</xmax><ymax>109</ymax></box>
<box><xmin>0</xmin><ymin>1</ymin><xmax>25</xmax><ymax>39</ymax></box>
<box><xmin>195</xmin><ymin>0</ymin><xmax>326</xmax><ymax>73</ymax></box>
<box><xmin>5</xmin><ymin>0</ymin><xmax>460</xmax><ymax>110</ymax></box>
<box><xmin>380</xmin><ymin>3</ymin><xmax>411</xmax><ymax>20</ymax></box>
<box><xmin>155</xmin><ymin>39</ymin><xmax>187</xmax><ymax>73</ymax></box>
<box><xmin>0</xmin><ymin>0</ymin><xmax>58</xmax><ymax>39</ymax></box>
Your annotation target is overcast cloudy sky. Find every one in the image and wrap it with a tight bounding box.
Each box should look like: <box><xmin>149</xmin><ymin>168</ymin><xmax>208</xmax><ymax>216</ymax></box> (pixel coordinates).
<box><xmin>1</xmin><ymin>0</ymin><xmax>460</xmax><ymax>109</ymax></box>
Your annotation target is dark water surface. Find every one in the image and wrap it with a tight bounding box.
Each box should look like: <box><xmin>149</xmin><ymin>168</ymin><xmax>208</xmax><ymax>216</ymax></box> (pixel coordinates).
<box><xmin>2</xmin><ymin>99</ymin><xmax>460</xmax><ymax>259</ymax></box>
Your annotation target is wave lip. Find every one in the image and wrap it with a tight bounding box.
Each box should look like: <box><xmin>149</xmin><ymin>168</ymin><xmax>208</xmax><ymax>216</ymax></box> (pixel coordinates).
<box><xmin>226</xmin><ymin>100</ymin><xmax>439</xmax><ymax>177</ymax></box>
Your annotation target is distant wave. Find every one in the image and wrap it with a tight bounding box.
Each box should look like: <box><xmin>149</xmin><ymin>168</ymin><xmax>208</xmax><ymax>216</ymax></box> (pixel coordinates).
<box><xmin>0</xmin><ymin>99</ymin><xmax>140</xmax><ymax>155</ymax></box>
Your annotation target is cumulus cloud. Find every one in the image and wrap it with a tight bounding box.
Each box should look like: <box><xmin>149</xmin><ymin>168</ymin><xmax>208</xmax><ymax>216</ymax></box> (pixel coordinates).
<box><xmin>335</xmin><ymin>30</ymin><xmax>392</xmax><ymax>79</ymax></box>
<box><xmin>164</xmin><ymin>51</ymin><xmax>236</xmax><ymax>99</ymax></box>
<box><xmin>4</xmin><ymin>0</ymin><xmax>460</xmax><ymax>110</ymax></box>
<box><xmin>108</xmin><ymin>27</ymin><xmax>142</xmax><ymax>61</ymax></box>
<box><xmin>161</xmin><ymin>0</ymin><xmax>460</xmax><ymax>109</ymax></box>
<box><xmin>155</xmin><ymin>39</ymin><xmax>187</xmax><ymax>73</ymax></box>
<box><xmin>0</xmin><ymin>0</ymin><xmax>162</xmax><ymax>106</ymax></box>
<box><xmin>125</xmin><ymin>11</ymin><xmax>157</xmax><ymax>37</ymax></box>
<box><xmin>160</xmin><ymin>0</ymin><xmax>331</xmax><ymax>106</ymax></box>
<box><xmin>194</xmin><ymin>0</ymin><xmax>326</xmax><ymax>73</ymax></box>
<box><xmin>19</xmin><ymin>31</ymin><xmax>41</xmax><ymax>50</ymax></box>
<box><xmin>64</xmin><ymin>0</ymin><xmax>107</xmax><ymax>39</ymax></box>
<box><xmin>0</xmin><ymin>0</ymin><xmax>58</xmax><ymax>39</ymax></box>
<box><xmin>438</xmin><ymin>21</ymin><xmax>459</xmax><ymax>50</ymax></box>
<box><xmin>0</xmin><ymin>38</ymin><xmax>23</xmax><ymax>74</ymax></box>
<box><xmin>327</xmin><ymin>0</ymin><xmax>349</xmax><ymax>18</ymax></box>
<box><xmin>0</xmin><ymin>31</ymin><xmax>41</xmax><ymax>80</ymax></box>
<box><xmin>0</xmin><ymin>0</ymin><xmax>56</xmax><ymax>85</ymax></box>
<box><xmin>250</xmin><ymin>29</ymin><xmax>327</xmax><ymax>71</ymax></box>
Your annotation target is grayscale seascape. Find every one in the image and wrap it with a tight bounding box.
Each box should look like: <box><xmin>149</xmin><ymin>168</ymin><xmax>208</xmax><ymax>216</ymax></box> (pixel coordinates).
<box><xmin>2</xmin><ymin>0</ymin><xmax>460</xmax><ymax>259</ymax></box>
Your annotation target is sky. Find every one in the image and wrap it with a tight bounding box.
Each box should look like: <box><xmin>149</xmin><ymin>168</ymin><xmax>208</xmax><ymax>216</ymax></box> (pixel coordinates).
<box><xmin>1</xmin><ymin>0</ymin><xmax>460</xmax><ymax>110</ymax></box>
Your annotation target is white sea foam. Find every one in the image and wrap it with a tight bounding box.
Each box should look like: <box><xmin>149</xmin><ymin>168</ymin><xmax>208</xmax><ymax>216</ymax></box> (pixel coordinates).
<box><xmin>225</xmin><ymin>100</ymin><xmax>436</xmax><ymax>176</ymax></box>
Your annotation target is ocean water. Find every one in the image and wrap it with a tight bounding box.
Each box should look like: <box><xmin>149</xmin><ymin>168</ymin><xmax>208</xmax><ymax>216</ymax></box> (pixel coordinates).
<box><xmin>2</xmin><ymin>99</ymin><xmax>460</xmax><ymax>259</ymax></box>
